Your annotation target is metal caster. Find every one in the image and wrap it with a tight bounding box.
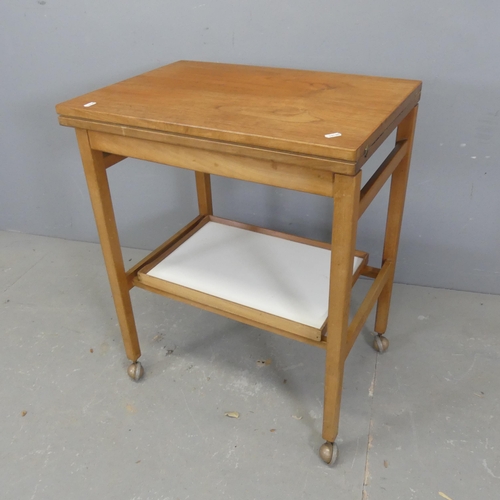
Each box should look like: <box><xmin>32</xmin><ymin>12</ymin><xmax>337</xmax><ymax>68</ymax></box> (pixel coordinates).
<box><xmin>373</xmin><ymin>335</ymin><xmax>389</xmax><ymax>353</ymax></box>
<box><xmin>127</xmin><ymin>361</ymin><xmax>144</xmax><ymax>381</ymax></box>
<box><xmin>319</xmin><ymin>441</ymin><xmax>339</xmax><ymax>466</ymax></box>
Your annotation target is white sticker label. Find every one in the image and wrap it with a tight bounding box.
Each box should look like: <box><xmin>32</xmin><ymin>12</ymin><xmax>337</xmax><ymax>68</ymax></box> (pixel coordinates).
<box><xmin>83</xmin><ymin>102</ymin><xmax>97</xmax><ymax>107</ymax></box>
<box><xmin>325</xmin><ymin>132</ymin><xmax>342</xmax><ymax>138</ymax></box>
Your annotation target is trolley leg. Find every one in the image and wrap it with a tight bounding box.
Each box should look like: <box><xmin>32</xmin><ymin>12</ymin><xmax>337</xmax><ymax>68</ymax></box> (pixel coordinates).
<box><xmin>321</xmin><ymin>172</ymin><xmax>361</xmax><ymax>464</ymax></box>
<box><xmin>375</xmin><ymin>106</ymin><xmax>419</xmax><ymax>336</ymax></box>
<box><xmin>75</xmin><ymin>129</ymin><xmax>142</xmax><ymax>375</ymax></box>
<box><xmin>195</xmin><ymin>172</ymin><xmax>213</xmax><ymax>216</ymax></box>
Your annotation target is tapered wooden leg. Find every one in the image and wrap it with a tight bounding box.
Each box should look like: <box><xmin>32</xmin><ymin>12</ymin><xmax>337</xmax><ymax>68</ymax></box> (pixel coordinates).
<box><xmin>322</xmin><ymin>172</ymin><xmax>361</xmax><ymax>453</ymax></box>
<box><xmin>195</xmin><ymin>172</ymin><xmax>213</xmax><ymax>215</ymax></box>
<box><xmin>75</xmin><ymin>129</ymin><xmax>141</xmax><ymax>362</ymax></box>
<box><xmin>375</xmin><ymin>106</ymin><xmax>419</xmax><ymax>335</ymax></box>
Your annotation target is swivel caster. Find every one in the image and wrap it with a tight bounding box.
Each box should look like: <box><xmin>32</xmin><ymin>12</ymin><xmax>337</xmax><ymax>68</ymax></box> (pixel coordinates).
<box><xmin>373</xmin><ymin>335</ymin><xmax>389</xmax><ymax>353</ymax></box>
<box><xmin>319</xmin><ymin>441</ymin><xmax>339</xmax><ymax>466</ymax></box>
<box><xmin>127</xmin><ymin>361</ymin><xmax>144</xmax><ymax>381</ymax></box>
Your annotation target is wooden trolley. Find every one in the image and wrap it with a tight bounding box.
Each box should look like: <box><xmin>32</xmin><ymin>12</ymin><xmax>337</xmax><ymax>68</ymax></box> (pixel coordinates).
<box><xmin>56</xmin><ymin>61</ymin><xmax>421</xmax><ymax>465</ymax></box>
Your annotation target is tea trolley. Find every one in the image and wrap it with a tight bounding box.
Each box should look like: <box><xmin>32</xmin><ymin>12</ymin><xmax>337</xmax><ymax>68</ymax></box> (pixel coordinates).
<box><xmin>56</xmin><ymin>61</ymin><xmax>421</xmax><ymax>465</ymax></box>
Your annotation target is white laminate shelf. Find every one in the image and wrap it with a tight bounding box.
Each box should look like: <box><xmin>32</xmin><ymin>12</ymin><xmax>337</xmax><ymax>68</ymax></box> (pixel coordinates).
<box><xmin>145</xmin><ymin>221</ymin><xmax>364</xmax><ymax>330</ymax></box>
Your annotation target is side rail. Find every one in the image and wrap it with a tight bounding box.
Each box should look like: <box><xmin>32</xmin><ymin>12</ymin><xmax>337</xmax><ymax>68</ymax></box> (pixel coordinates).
<box><xmin>358</xmin><ymin>139</ymin><xmax>408</xmax><ymax>217</ymax></box>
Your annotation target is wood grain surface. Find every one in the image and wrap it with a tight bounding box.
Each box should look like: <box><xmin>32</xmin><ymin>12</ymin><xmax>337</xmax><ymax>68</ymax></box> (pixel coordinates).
<box><xmin>57</xmin><ymin>61</ymin><xmax>421</xmax><ymax>162</ymax></box>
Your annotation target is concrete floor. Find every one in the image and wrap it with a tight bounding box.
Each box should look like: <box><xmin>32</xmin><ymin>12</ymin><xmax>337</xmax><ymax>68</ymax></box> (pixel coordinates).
<box><xmin>1</xmin><ymin>230</ymin><xmax>499</xmax><ymax>500</ymax></box>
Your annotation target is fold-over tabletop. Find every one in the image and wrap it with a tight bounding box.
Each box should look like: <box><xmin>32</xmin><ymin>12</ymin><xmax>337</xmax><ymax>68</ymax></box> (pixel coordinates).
<box><xmin>56</xmin><ymin>61</ymin><xmax>421</xmax><ymax>165</ymax></box>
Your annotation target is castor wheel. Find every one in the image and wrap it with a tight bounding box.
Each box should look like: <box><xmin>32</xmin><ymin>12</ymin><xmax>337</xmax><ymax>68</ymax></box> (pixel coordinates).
<box><xmin>373</xmin><ymin>335</ymin><xmax>389</xmax><ymax>353</ymax></box>
<box><xmin>127</xmin><ymin>361</ymin><xmax>144</xmax><ymax>381</ymax></box>
<box><xmin>319</xmin><ymin>441</ymin><xmax>339</xmax><ymax>465</ymax></box>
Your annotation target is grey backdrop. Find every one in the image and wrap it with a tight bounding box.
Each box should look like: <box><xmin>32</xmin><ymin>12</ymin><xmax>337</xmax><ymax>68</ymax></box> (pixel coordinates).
<box><xmin>1</xmin><ymin>1</ymin><xmax>499</xmax><ymax>294</ymax></box>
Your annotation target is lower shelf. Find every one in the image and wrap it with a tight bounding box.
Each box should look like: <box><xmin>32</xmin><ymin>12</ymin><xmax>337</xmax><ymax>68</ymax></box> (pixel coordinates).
<box><xmin>134</xmin><ymin>216</ymin><xmax>368</xmax><ymax>343</ymax></box>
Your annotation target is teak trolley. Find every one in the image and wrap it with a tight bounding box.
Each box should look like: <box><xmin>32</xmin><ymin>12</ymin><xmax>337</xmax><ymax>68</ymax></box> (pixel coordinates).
<box><xmin>56</xmin><ymin>61</ymin><xmax>421</xmax><ymax>465</ymax></box>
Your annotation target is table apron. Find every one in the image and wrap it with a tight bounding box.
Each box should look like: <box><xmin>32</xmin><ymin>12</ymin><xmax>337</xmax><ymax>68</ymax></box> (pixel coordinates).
<box><xmin>88</xmin><ymin>130</ymin><xmax>335</xmax><ymax>197</ymax></box>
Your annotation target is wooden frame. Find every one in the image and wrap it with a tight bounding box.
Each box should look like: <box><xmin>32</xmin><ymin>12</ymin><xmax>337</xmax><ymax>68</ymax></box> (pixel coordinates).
<box><xmin>57</xmin><ymin>62</ymin><xmax>420</xmax><ymax>462</ymax></box>
<box><xmin>73</xmin><ymin>106</ymin><xmax>419</xmax><ymax>451</ymax></box>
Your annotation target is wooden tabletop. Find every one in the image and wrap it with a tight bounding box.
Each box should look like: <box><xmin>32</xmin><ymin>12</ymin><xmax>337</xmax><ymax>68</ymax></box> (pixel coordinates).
<box><xmin>56</xmin><ymin>61</ymin><xmax>421</xmax><ymax>163</ymax></box>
